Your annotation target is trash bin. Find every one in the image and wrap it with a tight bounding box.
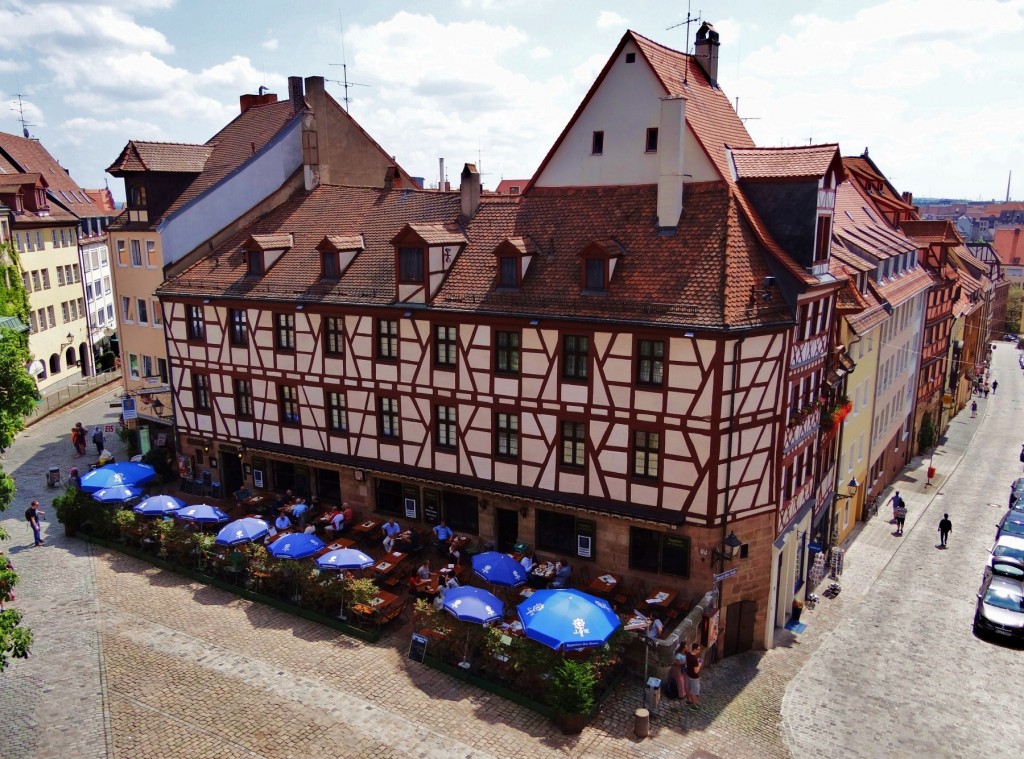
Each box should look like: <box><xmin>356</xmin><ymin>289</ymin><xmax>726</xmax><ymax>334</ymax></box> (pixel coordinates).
<box><xmin>47</xmin><ymin>466</ymin><xmax>61</xmax><ymax>488</ymax></box>
<box><xmin>644</xmin><ymin>676</ymin><xmax>662</xmax><ymax>712</ymax></box>
<box><xmin>634</xmin><ymin>707</ymin><xmax>650</xmax><ymax>738</ymax></box>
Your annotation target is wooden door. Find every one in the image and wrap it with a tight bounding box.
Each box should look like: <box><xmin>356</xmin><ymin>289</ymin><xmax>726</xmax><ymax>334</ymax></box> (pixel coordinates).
<box><xmin>723</xmin><ymin>599</ymin><xmax>756</xmax><ymax>657</ymax></box>
<box><xmin>495</xmin><ymin>508</ymin><xmax>518</xmax><ymax>553</ymax></box>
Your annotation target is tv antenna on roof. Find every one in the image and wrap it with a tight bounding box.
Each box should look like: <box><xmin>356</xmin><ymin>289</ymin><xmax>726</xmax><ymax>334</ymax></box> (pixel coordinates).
<box><xmin>666</xmin><ymin>1</ymin><xmax>701</xmax><ymax>84</ymax></box>
<box><xmin>329</xmin><ymin>13</ymin><xmax>369</xmax><ymax>113</ymax></box>
<box><xmin>11</xmin><ymin>91</ymin><xmax>34</xmax><ymax>138</ymax></box>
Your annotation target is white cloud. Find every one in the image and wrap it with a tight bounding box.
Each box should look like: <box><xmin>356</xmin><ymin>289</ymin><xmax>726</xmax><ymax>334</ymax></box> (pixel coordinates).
<box><xmin>529</xmin><ymin>46</ymin><xmax>552</xmax><ymax>60</ymax></box>
<box><xmin>261</xmin><ymin>38</ymin><xmax>279</xmax><ymax>51</ymax></box>
<box><xmin>0</xmin><ymin>59</ymin><xmax>24</xmax><ymax>72</ymax></box>
<box><xmin>0</xmin><ymin>1</ymin><xmax>174</xmax><ymax>54</ymax></box>
<box><xmin>597</xmin><ymin>11</ymin><xmax>628</xmax><ymax>30</ymax></box>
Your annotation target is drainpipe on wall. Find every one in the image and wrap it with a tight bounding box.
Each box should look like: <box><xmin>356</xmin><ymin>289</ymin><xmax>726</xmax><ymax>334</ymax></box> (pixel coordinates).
<box><xmin>715</xmin><ymin>335</ymin><xmax>744</xmax><ymax>659</ymax></box>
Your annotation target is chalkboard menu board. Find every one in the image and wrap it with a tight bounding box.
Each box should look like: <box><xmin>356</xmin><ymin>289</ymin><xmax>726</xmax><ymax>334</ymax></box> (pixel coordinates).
<box><xmin>423</xmin><ymin>489</ymin><xmax>441</xmax><ymax>525</ymax></box>
<box><xmin>408</xmin><ymin>632</ymin><xmax>428</xmax><ymax>663</ymax></box>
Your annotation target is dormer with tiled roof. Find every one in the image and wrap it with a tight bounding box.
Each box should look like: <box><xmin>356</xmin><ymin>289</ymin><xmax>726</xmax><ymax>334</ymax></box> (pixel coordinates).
<box><xmin>731</xmin><ymin>144</ymin><xmax>845</xmax><ymax>278</ymax></box>
<box><xmin>244</xmin><ymin>233</ymin><xmax>293</xmax><ymax>277</ymax></box>
<box><xmin>492</xmin><ymin>237</ymin><xmax>536</xmax><ymax>289</ymax></box>
<box><xmin>316</xmin><ymin>234</ymin><xmax>365</xmax><ymax>280</ymax></box>
<box><xmin>391</xmin><ymin>223</ymin><xmax>467</xmax><ymax>305</ymax></box>
<box><xmin>577</xmin><ymin>238</ymin><xmax>625</xmax><ymax>295</ymax></box>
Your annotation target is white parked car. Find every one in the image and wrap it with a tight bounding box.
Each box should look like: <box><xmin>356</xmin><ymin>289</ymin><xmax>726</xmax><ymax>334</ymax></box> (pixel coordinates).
<box><xmin>985</xmin><ymin>534</ymin><xmax>1024</xmax><ymax>578</ymax></box>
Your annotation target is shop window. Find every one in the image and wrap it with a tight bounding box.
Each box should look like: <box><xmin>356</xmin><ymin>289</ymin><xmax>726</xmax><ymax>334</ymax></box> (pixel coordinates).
<box><xmin>375</xmin><ymin>478</ymin><xmax>405</xmax><ymax>516</ymax></box>
<box><xmin>536</xmin><ymin>510</ymin><xmax>595</xmax><ymax>560</ymax></box>
<box><xmin>629</xmin><ymin>527</ymin><xmax>690</xmax><ymax>577</ymax></box>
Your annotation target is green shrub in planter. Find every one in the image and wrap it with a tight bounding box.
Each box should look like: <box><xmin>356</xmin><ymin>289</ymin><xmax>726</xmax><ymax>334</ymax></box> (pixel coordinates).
<box><xmin>52</xmin><ymin>486</ymin><xmax>91</xmax><ymax>537</ymax></box>
<box><xmin>548</xmin><ymin>659</ymin><xmax>597</xmax><ymax>733</ymax></box>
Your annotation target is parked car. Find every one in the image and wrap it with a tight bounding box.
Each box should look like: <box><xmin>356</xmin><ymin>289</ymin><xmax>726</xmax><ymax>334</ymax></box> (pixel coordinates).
<box><xmin>1010</xmin><ymin>478</ymin><xmax>1024</xmax><ymax>508</ymax></box>
<box><xmin>974</xmin><ymin>558</ymin><xmax>1024</xmax><ymax>642</ymax></box>
<box><xmin>996</xmin><ymin>511</ymin><xmax>1024</xmax><ymax>540</ymax></box>
<box><xmin>985</xmin><ymin>535</ymin><xmax>1024</xmax><ymax>578</ymax></box>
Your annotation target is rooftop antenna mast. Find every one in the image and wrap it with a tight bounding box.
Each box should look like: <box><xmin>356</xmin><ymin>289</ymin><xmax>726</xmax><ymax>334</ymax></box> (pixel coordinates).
<box><xmin>329</xmin><ymin>13</ymin><xmax>369</xmax><ymax>113</ymax></box>
<box><xmin>11</xmin><ymin>90</ymin><xmax>34</xmax><ymax>138</ymax></box>
<box><xmin>666</xmin><ymin>1</ymin><xmax>701</xmax><ymax>84</ymax></box>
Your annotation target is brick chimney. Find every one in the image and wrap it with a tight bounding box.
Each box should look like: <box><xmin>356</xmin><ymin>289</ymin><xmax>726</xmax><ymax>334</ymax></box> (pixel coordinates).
<box><xmin>694</xmin><ymin>22</ymin><xmax>720</xmax><ymax>86</ymax></box>
<box><xmin>239</xmin><ymin>87</ymin><xmax>278</xmax><ymax>114</ymax></box>
<box><xmin>461</xmin><ymin>163</ymin><xmax>481</xmax><ymax>218</ymax></box>
<box><xmin>657</xmin><ymin>96</ymin><xmax>686</xmax><ymax>230</ymax></box>
<box><xmin>304</xmin><ymin>76</ymin><xmax>330</xmax><ymax>186</ymax></box>
<box><xmin>288</xmin><ymin>76</ymin><xmax>305</xmax><ymax>113</ymax></box>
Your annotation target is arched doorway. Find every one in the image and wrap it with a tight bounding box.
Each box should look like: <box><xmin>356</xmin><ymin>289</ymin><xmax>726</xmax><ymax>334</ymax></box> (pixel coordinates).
<box><xmin>49</xmin><ymin>353</ymin><xmax>61</xmax><ymax>375</ymax></box>
<box><xmin>65</xmin><ymin>346</ymin><xmax>77</xmax><ymax>371</ymax></box>
<box><xmin>79</xmin><ymin>341</ymin><xmax>91</xmax><ymax>376</ymax></box>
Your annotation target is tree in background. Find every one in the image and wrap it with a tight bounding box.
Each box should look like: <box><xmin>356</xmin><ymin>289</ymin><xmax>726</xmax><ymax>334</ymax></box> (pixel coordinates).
<box><xmin>1005</xmin><ymin>284</ymin><xmax>1022</xmax><ymax>335</ymax></box>
<box><xmin>0</xmin><ymin>240</ymin><xmax>37</xmax><ymax>451</ymax></box>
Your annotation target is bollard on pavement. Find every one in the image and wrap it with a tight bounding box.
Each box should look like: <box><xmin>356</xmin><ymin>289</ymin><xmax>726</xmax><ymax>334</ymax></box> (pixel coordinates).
<box><xmin>634</xmin><ymin>707</ymin><xmax>650</xmax><ymax>738</ymax></box>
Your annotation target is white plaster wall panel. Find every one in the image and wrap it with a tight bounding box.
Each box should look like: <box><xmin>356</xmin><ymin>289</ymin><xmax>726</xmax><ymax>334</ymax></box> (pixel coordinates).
<box><xmin>379</xmin><ymin>443</ymin><xmax>401</xmax><ymax>463</ymax></box>
<box><xmin>560</xmin><ymin>471</ymin><xmax>584</xmax><ymax>496</ymax></box>
<box><xmin>276</xmin><ymin>353</ymin><xmax>296</xmax><ymax>373</ymax></box>
<box><xmin>535</xmin><ymin>40</ymin><xmax>716</xmax><ymax>187</ymax></box>
<box><xmin>629</xmin><ymin>482</ymin><xmax>659</xmax><ymax>507</ymax></box>
<box><xmin>605</xmin><ymin>474</ymin><xmax>627</xmax><ymax>502</ymax></box>
<box><xmin>238</xmin><ymin>421</ymin><xmax>254</xmax><ymax>439</ymax></box>
<box><xmin>494</xmin><ymin>461</ymin><xmax>518</xmax><ymax>484</ymax></box>
<box><xmin>296</xmin><ymin>331</ymin><xmax>315</xmax><ymax>354</ymax></box>
<box><xmin>634</xmin><ymin>389</ymin><xmax>664</xmax><ymax>414</ymax></box>
<box><xmin>537</xmin><ymin>459</ymin><xmax>556</xmax><ymax>491</ymax></box>
<box><xmin>398</xmin><ymin>283</ymin><xmax>424</xmax><ymax>303</ymax></box>
<box><xmin>207</xmin><ymin>323</ymin><xmax>223</xmax><ymax>344</ymax></box>
<box><xmin>433</xmin><ymin>450</ymin><xmax>456</xmax><ymax>473</ymax></box>
<box><xmin>688</xmin><ymin>478</ymin><xmax>709</xmax><ymax>516</ymax></box>
<box><xmin>376</xmin><ymin>363</ymin><xmax>397</xmax><ymax>383</ymax></box>
<box><xmin>603</xmin><ymin>355</ymin><xmax>632</xmax><ymax>384</ymax></box>
<box><xmin>281</xmin><ymin>427</ymin><xmax>302</xmax><ymax>448</ymax></box>
<box><xmin>433</xmin><ymin>370</ymin><xmax>456</xmax><ymax>390</ymax></box>
<box><xmin>560</xmin><ymin>383</ymin><xmax>588</xmax><ymax>405</ymax></box>
<box><xmin>429</xmin><ymin>271</ymin><xmax>444</xmax><ymax>298</ymax></box>
<box><xmin>598</xmin><ymin>448</ymin><xmax>626</xmax><ymax>477</ymax></box>
<box><xmin>323</xmin><ymin>356</ymin><xmax>345</xmax><ymax>378</ymax></box>
<box><xmin>591</xmin><ymin>372</ymin><xmax>610</xmax><ymax>408</ymax></box>
<box><xmin>470</xmin><ymin>455</ymin><xmax>492</xmax><ymax>480</ymax></box>
<box><xmin>520</xmin><ymin>464</ymin><xmax>540</xmax><ymax>488</ymax></box>
<box><xmin>305</xmin><ymin>386</ymin><xmax>325</xmax><ymax>407</ymax></box>
<box><xmin>605</xmin><ymin>422</ymin><xmax>629</xmax><ymax>449</ymax></box>
<box><xmin>665</xmin><ymin>390</ymin><xmax>696</xmax><ymax>416</ymax></box>
<box><xmin>355</xmin><ymin>436</ymin><xmax>378</xmax><ymax>460</ymax></box>
<box><xmin>661</xmin><ymin>486</ymin><xmax>687</xmax><ymax>512</ymax></box>
<box><xmin>158</xmin><ymin>121</ymin><xmax>302</xmax><ymax>263</ymax></box>
<box><xmin>464</xmin><ymin>429</ymin><xmax>491</xmax><ymax>459</ymax></box>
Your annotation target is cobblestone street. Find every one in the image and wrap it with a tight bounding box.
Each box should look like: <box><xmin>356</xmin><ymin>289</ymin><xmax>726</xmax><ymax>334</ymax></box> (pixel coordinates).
<box><xmin>2</xmin><ymin>348</ymin><xmax>1022</xmax><ymax>758</ymax></box>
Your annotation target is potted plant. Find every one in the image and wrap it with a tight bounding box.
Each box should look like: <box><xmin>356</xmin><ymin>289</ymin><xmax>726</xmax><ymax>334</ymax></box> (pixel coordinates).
<box><xmin>548</xmin><ymin>658</ymin><xmax>597</xmax><ymax>734</ymax></box>
<box><xmin>791</xmin><ymin>599</ymin><xmax>804</xmax><ymax>623</ymax></box>
<box><xmin>52</xmin><ymin>486</ymin><xmax>88</xmax><ymax>538</ymax></box>
<box><xmin>112</xmin><ymin>509</ymin><xmax>139</xmax><ymax>544</ymax></box>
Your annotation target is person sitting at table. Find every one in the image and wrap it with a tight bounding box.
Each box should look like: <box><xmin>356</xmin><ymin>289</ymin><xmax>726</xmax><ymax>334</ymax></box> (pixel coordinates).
<box><xmin>647</xmin><ymin>612</ymin><xmax>664</xmax><ymax>640</ymax></box>
<box><xmin>416</xmin><ymin>560</ymin><xmax>431</xmax><ymax>582</ymax></box>
<box><xmin>274</xmin><ymin>512</ymin><xmax>292</xmax><ymax>532</ymax></box>
<box><xmin>341</xmin><ymin>502</ymin><xmax>354</xmax><ymax>528</ymax></box>
<box><xmin>432</xmin><ymin>520</ymin><xmax>454</xmax><ymax>554</ymax></box>
<box><xmin>326</xmin><ymin>508</ymin><xmax>345</xmax><ymax>537</ymax></box>
<box><xmin>549</xmin><ymin>560</ymin><xmax>572</xmax><ymax>588</ymax></box>
<box><xmin>448</xmin><ymin>543</ymin><xmax>461</xmax><ymax>566</ymax></box>
<box><xmin>403</xmin><ymin>528</ymin><xmax>422</xmax><ymax>553</ymax></box>
<box><xmin>291</xmin><ymin>499</ymin><xmax>309</xmax><ymax>528</ymax></box>
<box><xmin>520</xmin><ymin>553</ymin><xmax>535</xmax><ymax>572</ymax></box>
<box><xmin>381</xmin><ymin>517</ymin><xmax>401</xmax><ymax>552</ymax></box>
<box><xmin>444</xmin><ymin>573</ymin><xmax>460</xmax><ymax>590</ymax></box>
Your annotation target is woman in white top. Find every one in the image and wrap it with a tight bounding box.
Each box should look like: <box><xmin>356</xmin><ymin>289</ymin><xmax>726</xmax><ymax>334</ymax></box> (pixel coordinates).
<box><xmin>520</xmin><ymin>554</ymin><xmax>534</xmax><ymax>572</ymax></box>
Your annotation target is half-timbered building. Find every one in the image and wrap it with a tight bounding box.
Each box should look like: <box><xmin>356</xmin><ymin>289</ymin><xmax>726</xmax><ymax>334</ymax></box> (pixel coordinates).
<box><xmin>157</xmin><ymin>26</ymin><xmax>850</xmax><ymax>653</ymax></box>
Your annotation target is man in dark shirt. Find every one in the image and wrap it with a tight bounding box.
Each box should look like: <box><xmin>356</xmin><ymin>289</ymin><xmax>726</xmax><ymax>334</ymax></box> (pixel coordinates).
<box><xmin>938</xmin><ymin>514</ymin><xmax>953</xmax><ymax>547</ymax></box>
<box><xmin>25</xmin><ymin>500</ymin><xmax>45</xmax><ymax>546</ymax></box>
<box><xmin>684</xmin><ymin>642</ymin><xmax>703</xmax><ymax>710</ymax></box>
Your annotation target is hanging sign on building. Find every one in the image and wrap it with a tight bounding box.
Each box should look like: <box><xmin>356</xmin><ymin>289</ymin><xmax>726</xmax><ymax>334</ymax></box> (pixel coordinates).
<box><xmin>714</xmin><ymin>568</ymin><xmax>737</xmax><ymax>582</ymax></box>
<box><xmin>121</xmin><ymin>397</ymin><xmax>137</xmax><ymax>420</ymax></box>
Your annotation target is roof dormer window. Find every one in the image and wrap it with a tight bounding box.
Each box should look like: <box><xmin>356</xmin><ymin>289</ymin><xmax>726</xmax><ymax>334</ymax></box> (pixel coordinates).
<box><xmin>247</xmin><ymin>250</ymin><xmax>264</xmax><ymax>276</ymax></box>
<box><xmin>491</xmin><ymin>237</ymin><xmax>535</xmax><ymax>291</ymax></box>
<box><xmin>242</xmin><ymin>233</ymin><xmax>292</xmax><ymax>278</ymax></box>
<box><xmin>398</xmin><ymin>246</ymin><xmax>425</xmax><ymax>284</ymax></box>
<box><xmin>128</xmin><ymin>184</ymin><xmax>146</xmax><ymax>209</ymax></box>
<box><xmin>498</xmin><ymin>256</ymin><xmax>518</xmax><ymax>288</ymax></box>
<box><xmin>577</xmin><ymin>239</ymin><xmax>624</xmax><ymax>295</ymax></box>
<box><xmin>321</xmin><ymin>250</ymin><xmax>340</xmax><ymax>280</ymax></box>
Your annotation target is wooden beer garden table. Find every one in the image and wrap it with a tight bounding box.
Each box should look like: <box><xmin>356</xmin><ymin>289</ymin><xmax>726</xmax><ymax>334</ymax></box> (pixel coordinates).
<box><xmin>314</xmin><ymin>537</ymin><xmax>355</xmax><ymax>557</ymax></box>
<box><xmin>644</xmin><ymin>588</ymin><xmax>677</xmax><ymax>609</ymax></box>
<box><xmin>369</xmin><ymin>550</ymin><xmax>409</xmax><ymax>579</ymax></box>
<box><xmin>352</xmin><ymin>518</ymin><xmax>383</xmax><ymax>537</ymax></box>
<box><xmin>587</xmin><ymin>573</ymin><xmax>621</xmax><ymax>598</ymax></box>
<box><xmin>351</xmin><ymin>589</ymin><xmax>399</xmax><ymax>617</ymax></box>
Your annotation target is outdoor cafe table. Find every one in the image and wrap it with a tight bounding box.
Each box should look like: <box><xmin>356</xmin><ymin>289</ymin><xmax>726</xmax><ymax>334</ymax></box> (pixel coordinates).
<box><xmin>264</xmin><ymin>529</ymin><xmax>295</xmax><ymax>547</ymax></box>
<box><xmin>352</xmin><ymin>589</ymin><xmax>399</xmax><ymax>617</ymax></box>
<box><xmin>644</xmin><ymin>588</ymin><xmax>677</xmax><ymax>609</ymax></box>
<box><xmin>314</xmin><ymin>537</ymin><xmax>355</xmax><ymax>557</ymax></box>
<box><xmin>243</xmin><ymin>494</ymin><xmax>272</xmax><ymax>511</ymax></box>
<box><xmin>351</xmin><ymin>518</ymin><xmax>383</xmax><ymax>538</ymax></box>
<box><xmin>369</xmin><ymin>550</ymin><xmax>409</xmax><ymax>579</ymax></box>
<box><xmin>587</xmin><ymin>573</ymin><xmax>621</xmax><ymax>598</ymax></box>
<box><xmin>448</xmin><ymin>534</ymin><xmax>471</xmax><ymax>553</ymax></box>
<box><xmin>413</xmin><ymin>564</ymin><xmax>466</xmax><ymax>597</ymax></box>
<box><xmin>528</xmin><ymin>561</ymin><xmax>556</xmax><ymax>588</ymax></box>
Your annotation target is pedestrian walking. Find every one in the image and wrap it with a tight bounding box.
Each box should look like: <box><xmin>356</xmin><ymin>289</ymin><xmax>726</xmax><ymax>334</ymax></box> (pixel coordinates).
<box><xmin>25</xmin><ymin>499</ymin><xmax>45</xmax><ymax>546</ymax></box>
<box><xmin>73</xmin><ymin>422</ymin><xmax>87</xmax><ymax>455</ymax></box>
<box><xmin>971</xmin><ymin>400</ymin><xmax>978</xmax><ymax>418</ymax></box>
<box><xmin>938</xmin><ymin>514</ymin><xmax>952</xmax><ymax>547</ymax></box>
<box><xmin>983</xmin><ymin>382</ymin><xmax>990</xmax><ymax>398</ymax></box>
<box><xmin>992</xmin><ymin>380</ymin><xmax>998</xmax><ymax>394</ymax></box>
<box><xmin>889</xmin><ymin>490</ymin><xmax>902</xmax><ymax>522</ymax></box>
<box><xmin>91</xmin><ymin>426</ymin><xmax>105</xmax><ymax>455</ymax></box>
<box><xmin>894</xmin><ymin>501</ymin><xmax>908</xmax><ymax>535</ymax></box>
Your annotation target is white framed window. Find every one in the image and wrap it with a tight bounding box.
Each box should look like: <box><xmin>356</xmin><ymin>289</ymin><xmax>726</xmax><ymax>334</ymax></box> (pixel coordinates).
<box><xmin>128</xmin><ymin>354</ymin><xmax>140</xmax><ymax>379</ymax></box>
<box><xmin>121</xmin><ymin>296</ymin><xmax>134</xmax><ymax>323</ymax></box>
<box><xmin>130</xmin><ymin>240</ymin><xmax>142</xmax><ymax>267</ymax></box>
<box><xmin>152</xmin><ymin>300</ymin><xmax>162</xmax><ymax>326</ymax></box>
<box><xmin>137</xmin><ymin>298</ymin><xmax>148</xmax><ymax>324</ymax></box>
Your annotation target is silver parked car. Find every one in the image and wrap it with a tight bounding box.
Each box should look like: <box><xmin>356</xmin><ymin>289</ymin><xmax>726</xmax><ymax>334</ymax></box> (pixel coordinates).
<box><xmin>974</xmin><ymin>558</ymin><xmax>1024</xmax><ymax>642</ymax></box>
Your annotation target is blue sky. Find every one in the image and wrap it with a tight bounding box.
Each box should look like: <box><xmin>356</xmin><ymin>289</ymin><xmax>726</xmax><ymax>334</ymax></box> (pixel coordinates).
<box><xmin>2</xmin><ymin>0</ymin><xmax>1022</xmax><ymax>202</ymax></box>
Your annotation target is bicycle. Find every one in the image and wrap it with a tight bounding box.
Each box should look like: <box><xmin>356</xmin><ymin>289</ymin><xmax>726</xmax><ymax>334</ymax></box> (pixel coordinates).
<box><xmin>868</xmin><ymin>495</ymin><xmax>880</xmax><ymax>519</ymax></box>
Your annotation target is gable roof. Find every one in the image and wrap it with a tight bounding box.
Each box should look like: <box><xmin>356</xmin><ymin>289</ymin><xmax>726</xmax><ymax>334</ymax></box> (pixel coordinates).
<box><xmin>0</xmin><ymin>131</ymin><xmax>108</xmax><ymax>219</ymax></box>
<box><xmin>899</xmin><ymin>220</ymin><xmax>963</xmax><ymax>246</ymax></box>
<box><xmin>161</xmin><ymin>180</ymin><xmax>791</xmax><ymax>331</ymax></box>
<box><xmin>732</xmin><ymin>145</ymin><xmax>844</xmax><ymax>181</ymax></box>
<box><xmin>992</xmin><ymin>227</ymin><xmax>1024</xmax><ymax>264</ymax></box>
<box><xmin>106</xmin><ymin>141</ymin><xmax>214</xmax><ymax>174</ymax></box>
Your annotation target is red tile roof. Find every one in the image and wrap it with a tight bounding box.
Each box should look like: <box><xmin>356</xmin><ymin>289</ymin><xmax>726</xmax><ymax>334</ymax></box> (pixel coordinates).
<box><xmin>106</xmin><ymin>142</ymin><xmax>213</xmax><ymax>173</ymax></box>
<box><xmin>732</xmin><ymin>145</ymin><xmax>842</xmax><ymax>181</ymax></box>
<box><xmin>0</xmin><ymin>131</ymin><xmax>108</xmax><ymax>219</ymax></box>
<box><xmin>833</xmin><ymin>180</ymin><xmax>918</xmax><ymax>260</ymax></box>
<box><xmin>992</xmin><ymin>227</ymin><xmax>1024</xmax><ymax>265</ymax></box>
<box><xmin>842</xmin><ymin>155</ymin><xmax>915</xmax><ymax>214</ymax></box>
<box><xmin>162</xmin><ymin>180</ymin><xmax>791</xmax><ymax>330</ymax></box>
<box><xmin>899</xmin><ymin>220</ymin><xmax>963</xmax><ymax>246</ymax></box>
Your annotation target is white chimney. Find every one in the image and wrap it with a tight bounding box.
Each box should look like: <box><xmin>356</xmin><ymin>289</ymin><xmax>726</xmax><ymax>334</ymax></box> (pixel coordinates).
<box><xmin>439</xmin><ymin>158</ymin><xmax>445</xmax><ymax>191</ymax></box>
<box><xmin>657</xmin><ymin>96</ymin><xmax>686</xmax><ymax>229</ymax></box>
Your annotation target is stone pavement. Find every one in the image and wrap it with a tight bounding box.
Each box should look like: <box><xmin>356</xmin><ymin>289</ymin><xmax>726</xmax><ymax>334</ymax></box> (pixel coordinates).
<box><xmin>3</xmin><ymin>354</ymin><xmax>1022</xmax><ymax>758</ymax></box>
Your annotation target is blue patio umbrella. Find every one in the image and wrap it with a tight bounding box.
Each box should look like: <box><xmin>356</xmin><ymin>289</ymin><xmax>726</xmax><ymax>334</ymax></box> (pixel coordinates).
<box><xmin>215</xmin><ymin>517</ymin><xmax>270</xmax><ymax>546</ymax></box>
<box><xmin>175</xmin><ymin>503</ymin><xmax>230</xmax><ymax>524</ymax></box>
<box><xmin>91</xmin><ymin>484</ymin><xmax>145</xmax><ymax>504</ymax></box>
<box><xmin>443</xmin><ymin>585</ymin><xmax>505</xmax><ymax>624</ymax></box>
<box><xmin>78</xmin><ymin>462</ymin><xmax>158</xmax><ymax>493</ymax></box>
<box><xmin>471</xmin><ymin>551</ymin><xmax>527</xmax><ymax>587</ymax></box>
<box><xmin>268</xmin><ymin>533</ymin><xmax>326</xmax><ymax>560</ymax></box>
<box><xmin>316</xmin><ymin>548</ymin><xmax>375</xmax><ymax>571</ymax></box>
<box><xmin>133</xmin><ymin>495</ymin><xmax>187</xmax><ymax>517</ymax></box>
<box><xmin>517</xmin><ymin>588</ymin><xmax>622</xmax><ymax>651</ymax></box>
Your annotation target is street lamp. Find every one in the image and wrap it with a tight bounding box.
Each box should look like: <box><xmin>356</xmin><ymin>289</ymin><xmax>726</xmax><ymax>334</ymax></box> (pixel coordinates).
<box><xmin>711</xmin><ymin>531</ymin><xmax>743</xmax><ymax>568</ymax></box>
<box><xmin>828</xmin><ymin>478</ymin><xmax>860</xmax><ymax>549</ymax></box>
<box><xmin>150</xmin><ymin>397</ymin><xmax>165</xmax><ymax>417</ymax></box>
<box><xmin>60</xmin><ymin>331</ymin><xmax>74</xmax><ymax>349</ymax></box>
